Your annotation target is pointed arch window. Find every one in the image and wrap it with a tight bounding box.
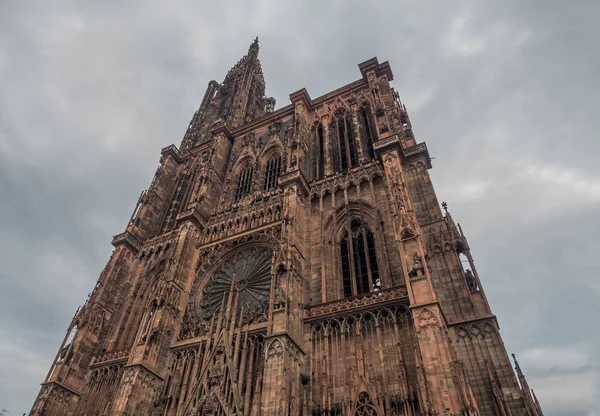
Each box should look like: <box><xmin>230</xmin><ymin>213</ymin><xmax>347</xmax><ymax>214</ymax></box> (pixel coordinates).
<box><xmin>263</xmin><ymin>155</ymin><xmax>281</xmax><ymax>191</ymax></box>
<box><xmin>332</xmin><ymin>113</ymin><xmax>359</xmax><ymax>172</ymax></box>
<box><xmin>340</xmin><ymin>219</ymin><xmax>381</xmax><ymax>298</ymax></box>
<box><xmin>359</xmin><ymin>105</ymin><xmax>377</xmax><ymax>160</ymax></box>
<box><xmin>314</xmin><ymin>123</ymin><xmax>325</xmax><ymax>180</ymax></box>
<box><xmin>234</xmin><ymin>165</ymin><xmax>254</xmax><ymax>202</ymax></box>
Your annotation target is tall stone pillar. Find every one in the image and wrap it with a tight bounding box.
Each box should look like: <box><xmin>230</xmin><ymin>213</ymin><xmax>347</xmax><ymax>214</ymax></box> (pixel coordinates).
<box><xmin>259</xmin><ymin>92</ymin><xmax>311</xmax><ymax>416</ymax></box>
<box><xmin>110</xmin><ymin>223</ymin><xmax>200</xmax><ymax>415</ymax></box>
<box><xmin>375</xmin><ymin>136</ymin><xmax>478</xmax><ymax>415</ymax></box>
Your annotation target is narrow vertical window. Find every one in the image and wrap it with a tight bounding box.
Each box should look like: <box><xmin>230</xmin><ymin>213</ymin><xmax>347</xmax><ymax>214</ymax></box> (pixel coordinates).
<box><xmin>334</xmin><ymin>113</ymin><xmax>359</xmax><ymax>172</ymax></box>
<box><xmin>339</xmin><ymin>219</ymin><xmax>381</xmax><ymax>298</ymax></box>
<box><xmin>346</xmin><ymin>115</ymin><xmax>359</xmax><ymax>167</ymax></box>
<box><xmin>337</xmin><ymin>118</ymin><xmax>348</xmax><ymax>171</ymax></box>
<box><xmin>352</xmin><ymin>230</ymin><xmax>369</xmax><ymax>294</ymax></box>
<box><xmin>264</xmin><ymin>155</ymin><xmax>281</xmax><ymax>191</ymax></box>
<box><xmin>366</xmin><ymin>230</ymin><xmax>381</xmax><ymax>291</ymax></box>
<box><xmin>330</xmin><ymin>123</ymin><xmax>340</xmax><ymax>172</ymax></box>
<box><xmin>340</xmin><ymin>233</ymin><xmax>353</xmax><ymax>298</ymax></box>
<box><xmin>360</xmin><ymin>106</ymin><xmax>377</xmax><ymax>159</ymax></box>
<box><xmin>235</xmin><ymin>166</ymin><xmax>253</xmax><ymax>202</ymax></box>
<box><xmin>314</xmin><ymin>124</ymin><xmax>325</xmax><ymax>179</ymax></box>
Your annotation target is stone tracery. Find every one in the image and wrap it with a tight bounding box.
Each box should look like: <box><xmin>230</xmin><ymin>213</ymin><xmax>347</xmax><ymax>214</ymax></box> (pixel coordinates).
<box><xmin>200</xmin><ymin>246</ymin><xmax>272</xmax><ymax>324</ymax></box>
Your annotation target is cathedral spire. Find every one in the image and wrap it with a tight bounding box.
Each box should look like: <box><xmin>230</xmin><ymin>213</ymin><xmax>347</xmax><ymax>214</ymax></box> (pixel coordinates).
<box><xmin>181</xmin><ymin>38</ymin><xmax>268</xmax><ymax>149</ymax></box>
<box><xmin>248</xmin><ymin>36</ymin><xmax>259</xmax><ymax>59</ymax></box>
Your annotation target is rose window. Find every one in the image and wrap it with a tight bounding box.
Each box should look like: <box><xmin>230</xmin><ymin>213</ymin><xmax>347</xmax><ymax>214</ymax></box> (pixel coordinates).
<box><xmin>200</xmin><ymin>247</ymin><xmax>272</xmax><ymax>324</ymax></box>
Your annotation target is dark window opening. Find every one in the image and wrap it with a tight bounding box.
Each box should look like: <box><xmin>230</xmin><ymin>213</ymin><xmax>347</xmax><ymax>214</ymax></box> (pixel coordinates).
<box><xmin>315</xmin><ymin>124</ymin><xmax>325</xmax><ymax>179</ymax></box>
<box><xmin>332</xmin><ymin>114</ymin><xmax>359</xmax><ymax>173</ymax></box>
<box><xmin>346</xmin><ymin>116</ymin><xmax>359</xmax><ymax>167</ymax></box>
<box><xmin>340</xmin><ymin>219</ymin><xmax>381</xmax><ymax>298</ymax></box>
<box><xmin>337</xmin><ymin>119</ymin><xmax>348</xmax><ymax>171</ymax></box>
<box><xmin>340</xmin><ymin>234</ymin><xmax>352</xmax><ymax>297</ymax></box>
<box><xmin>234</xmin><ymin>166</ymin><xmax>253</xmax><ymax>202</ymax></box>
<box><xmin>264</xmin><ymin>156</ymin><xmax>281</xmax><ymax>191</ymax></box>
<box><xmin>360</xmin><ymin>107</ymin><xmax>377</xmax><ymax>159</ymax></box>
<box><xmin>353</xmin><ymin>231</ymin><xmax>370</xmax><ymax>294</ymax></box>
<box><xmin>376</xmin><ymin>110</ymin><xmax>388</xmax><ymax>134</ymax></box>
<box><xmin>366</xmin><ymin>231</ymin><xmax>381</xmax><ymax>291</ymax></box>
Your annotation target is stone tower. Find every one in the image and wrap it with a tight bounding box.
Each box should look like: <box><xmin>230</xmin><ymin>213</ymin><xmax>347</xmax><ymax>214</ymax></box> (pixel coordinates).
<box><xmin>31</xmin><ymin>40</ymin><xmax>544</xmax><ymax>416</ymax></box>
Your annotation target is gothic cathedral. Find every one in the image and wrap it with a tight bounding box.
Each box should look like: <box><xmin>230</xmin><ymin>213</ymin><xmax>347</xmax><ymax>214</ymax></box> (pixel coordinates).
<box><xmin>31</xmin><ymin>39</ymin><xmax>544</xmax><ymax>416</ymax></box>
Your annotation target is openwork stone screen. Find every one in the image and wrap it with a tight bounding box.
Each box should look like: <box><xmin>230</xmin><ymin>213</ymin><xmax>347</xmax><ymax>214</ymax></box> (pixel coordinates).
<box><xmin>200</xmin><ymin>247</ymin><xmax>272</xmax><ymax>324</ymax></box>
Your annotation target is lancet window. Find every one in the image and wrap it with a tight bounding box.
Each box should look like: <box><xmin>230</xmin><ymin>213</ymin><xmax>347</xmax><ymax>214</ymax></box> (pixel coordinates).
<box><xmin>340</xmin><ymin>219</ymin><xmax>381</xmax><ymax>298</ymax></box>
<box><xmin>234</xmin><ymin>164</ymin><xmax>254</xmax><ymax>202</ymax></box>
<box><xmin>359</xmin><ymin>104</ymin><xmax>377</xmax><ymax>160</ymax></box>
<box><xmin>313</xmin><ymin>123</ymin><xmax>325</xmax><ymax>180</ymax></box>
<box><xmin>331</xmin><ymin>112</ymin><xmax>359</xmax><ymax>172</ymax></box>
<box><xmin>263</xmin><ymin>155</ymin><xmax>281</xmax><ymax>191</ymax></box>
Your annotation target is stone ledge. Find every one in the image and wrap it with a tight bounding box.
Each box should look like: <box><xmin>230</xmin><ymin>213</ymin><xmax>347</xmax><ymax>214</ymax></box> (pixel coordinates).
<box><xmin>305</xmin><ymin>286</ymin><xmax>409</xmax><ymax>320</ymax></box>
<box><xmin>111</xmin><ymin>231</ymin><xmax>142</xmax><ymax>254</ymax></box>
<box><xmin>402</xmin><ymin>142</ymin><xmax>432</xmax><ymax>168</ymax></box>
<box><xmin>176</xmin><ymin>206</ymin><xmax>207</xmax><ymax>230</ymax></box>
<box><xmin>160</xmin><ymin>144</ymin><xmax>184</xmax><ymax>163</ymax></box>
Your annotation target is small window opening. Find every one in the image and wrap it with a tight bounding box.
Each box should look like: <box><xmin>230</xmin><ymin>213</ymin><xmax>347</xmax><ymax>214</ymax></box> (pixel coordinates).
<box><xmin>264</xmin><ymin>156</ymin><xmax>281</xmax><ymax>191</ymax></box>
<box><xmin>234</xmin><ymin>166</ymin><xmax>253</xmax><ymax>202</ymax></box>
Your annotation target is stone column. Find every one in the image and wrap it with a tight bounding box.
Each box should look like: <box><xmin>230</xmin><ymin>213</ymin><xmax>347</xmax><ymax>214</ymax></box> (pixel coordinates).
<box><xmin>109</xmin><ymin>222</ymin><xmax>200</xmax><ymax>414</ymax></box>
<box><xmin>375</xmin><ymin>137</ymin><xmax>478</xmax><ymax>415</ymax></box>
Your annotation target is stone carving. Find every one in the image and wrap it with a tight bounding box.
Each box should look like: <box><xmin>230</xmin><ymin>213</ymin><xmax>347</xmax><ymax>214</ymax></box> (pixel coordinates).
<box><xmin>267</xmin><ymin>339</ymin><xmax>284</xmax><ymax>359</ymax></box>
<box><xmin>416</xmin><ymin>308</ymin><xmax>439</xmax><ymax>333</ymax></box>
<box><xmin>409</xmin><ymin>252</ymin><xmax>425</xmax><ymax>279</ymax></box>
<box><xmin>210</xmin><ymin>345</ymin><xmax>226</xmax><ymax>386</ymax></box>
<box><xmin>466</xmin><ymin>269</ymin><xmax>478</xmax><ymax>292</ymax></box>
<box><xmin>273</xmin><ymin>285</ymin><xmax>286</xmax><ymax>311</ymax></box>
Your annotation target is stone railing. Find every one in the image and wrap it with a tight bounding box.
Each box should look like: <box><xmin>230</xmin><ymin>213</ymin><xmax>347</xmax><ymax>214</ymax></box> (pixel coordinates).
<box><xmin>90</xmin><ymin>348</ymin><xmax>130</xmax><ymax>366</ymax></box>
<box><xmin>161</xmin><ymin>144</ymin><xmax>184</xmax><ymax>163</ymax></box>
<box><xmin>308</xmin><ymin>161</ymin><xmax>384</xmax><ymax>199</ymax></box>
<box><xmin>200</xmin><ymin>193</ymin><xmax>283</xmax><ymax>245</ymax></box>
<box><xmin>111</xmin><ymin>231</ymin><xmax>142</xmax><ymax>253</ymax></box>
<box><xmin>305</xmin><ymin>286</ymin><xmax>409</xmax><ymax>319</ymax></box>
<box><xmin>402</xmin><ymin>142</ymin><xmax>428</xmax><ymax>158</ymax></box>
<box><xmin>372</xmin><ymin>134</ymin><xmax>401</xmax><ymax>151</ymax></box>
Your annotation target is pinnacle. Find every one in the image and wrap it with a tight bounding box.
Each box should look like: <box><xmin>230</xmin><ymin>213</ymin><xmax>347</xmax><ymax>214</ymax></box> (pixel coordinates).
<box><xmin>248</xmin><ymin>36</ymin><xmax>259</xmax><ymax>57</ymax></box>
<box><xmin>512</xmin><ymin>353</ymin><xmax>523</xmax><ymax>375</ymax></box>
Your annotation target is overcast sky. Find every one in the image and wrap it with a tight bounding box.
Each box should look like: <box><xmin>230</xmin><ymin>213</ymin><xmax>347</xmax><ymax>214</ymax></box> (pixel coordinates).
<box><xmin>1</xmin><ymin>1</ymin><xmax>599</xmax><ymax>415</ymax></box>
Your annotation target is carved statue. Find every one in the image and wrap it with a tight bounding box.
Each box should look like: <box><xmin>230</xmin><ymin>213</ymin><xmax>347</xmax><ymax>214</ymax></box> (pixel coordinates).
<box><xmin>274</xmin><ymin>285</ymin><xmax>286</xmax><ymax>310</ymax></box>
<box><xmin>58</xmin><ymin>343</ymin><xmax>72</xmax><ymax>363</ymax></box>
<box><xmin>209</xmin><ymin>348</ymin><xmax>225</xmax><ymax>387</ymax></box>
<box><xmin>466</xmin><ymin>269</ymin><xmax>478</xmax><ymax>291</ymax></box>
<box><xmin>409</xmin><ymin>252</ymin><xmax>424</xmax><ymax>279</ymax></box>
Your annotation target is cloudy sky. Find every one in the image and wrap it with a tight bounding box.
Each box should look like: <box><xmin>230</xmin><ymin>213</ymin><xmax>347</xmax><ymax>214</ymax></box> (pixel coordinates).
<box><xmin>1</xmin><ymin>0</ymin><xmax>599</xmax><ymax>414</ymax></box>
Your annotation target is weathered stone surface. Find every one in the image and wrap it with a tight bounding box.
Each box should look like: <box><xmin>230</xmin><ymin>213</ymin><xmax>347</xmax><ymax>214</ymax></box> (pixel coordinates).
<box><xmin>30</xmin><ymin>40</ymin><xmax>543</xmax><ymax>416</ymax></box>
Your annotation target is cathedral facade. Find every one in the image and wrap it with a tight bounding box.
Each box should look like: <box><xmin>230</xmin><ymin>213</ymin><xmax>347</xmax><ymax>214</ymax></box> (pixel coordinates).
<box><xmin>31</xmin><ymin>39</ymin><xmax>543</xmax><ymax>416</ymax></box>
